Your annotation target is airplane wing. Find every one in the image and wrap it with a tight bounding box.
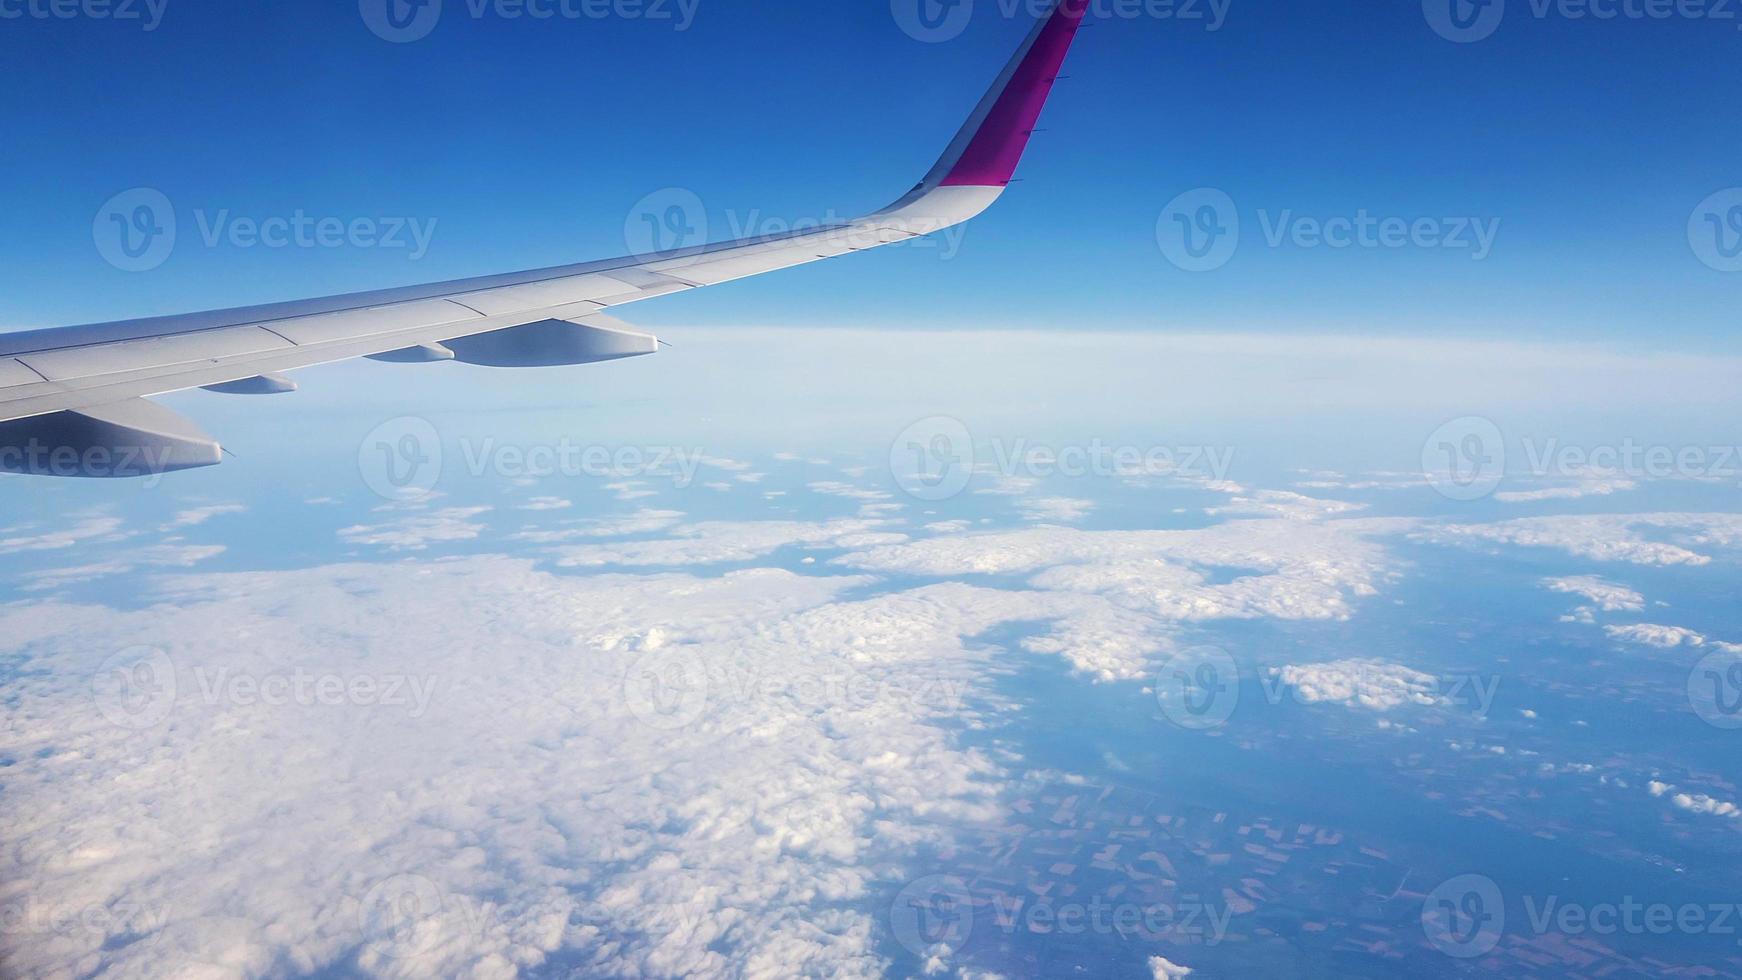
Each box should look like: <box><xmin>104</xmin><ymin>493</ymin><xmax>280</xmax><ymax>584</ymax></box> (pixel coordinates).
<box><xmin>0</xmin><ymin>0</ymin><xmax>1088</xmax><ymax>478</ymax></box>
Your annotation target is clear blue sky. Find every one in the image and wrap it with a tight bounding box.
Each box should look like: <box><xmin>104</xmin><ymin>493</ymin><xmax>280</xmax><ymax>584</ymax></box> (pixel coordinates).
<box><xmin>1</xmin><ymin>0</ymin><xmax>1737</xmax><ymax>348</ymax></box>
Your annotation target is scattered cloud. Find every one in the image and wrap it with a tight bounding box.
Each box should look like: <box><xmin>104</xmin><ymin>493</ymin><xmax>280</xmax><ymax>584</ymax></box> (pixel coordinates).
<box><xmin>1016</xmin><ymin>497</ymin><xmax>1095</xmax><ymax>523</ymax></box>
<box><xmin>509</xmin><ymin>509</ymin><xmax>686</xmax><ymax>544</ymax></box>
<box><xmin>552</xmin><ymin>519</ymin><xmax>896</xmax><ymax>568</ymax></box>
<box><xmin>1416</xmin><ymin>514</ymin><xmax>1742</xmax><ymax>566</ymax></box>
<box><xmin>604</xmin><ymin>481</ymin><xmax>658</xmax><ymax>501</ymax></box>
<box><xmin>973</xmin><ymin>474</ymin><xmax>1038</xmax><ymax>497</ymax></box>
<box><xmin>1650</xmin><ymin>783</ymin><xmax>1741</xmax><ymax>818</ymax></box>
<box><xmin>160</xmin><ymin>504</ymin><xmax>246</xmax><ymax>531</ymax></box>
<box><xmin>1604</xmin><ymin>623</ymin><xmax>1708</xmax><ymax>649</ymax></box>
<box><xmin>338</xmin><ymin>507</ymin><xmax>493</xmax><ymax>552</ymax></box>
<box><xmin>1494</xmin><ymin>480</ymin><xmax>1636</xmax><ymax>503</ymax></box>
<box><xmin>27</xmin><ymin>544</ymin><xmax>227</xmax><ymax>592</ymax></box>
<box><xmin>1494</xmin><ymin>465</ymin><xmax>1639</xmax><ymax>504</ymax></box>
<box><xmin>1207</xmin><ymin>489</ymin><xmax>1366</xmax><ymax>521</ymax></box>
<box><xmin>840</xmin><ymin>519</ymin><xmax>1400</xmax><ymax>626</ymax></box>
<box><xmin>1292</xmin><ymin>471</ymin><xmax>1428</xmax><ymax>492</ymax></box>
<box><xmin>1543</xmin><ymin>575</ymin><xmax>1645</xmax><ymax>620</ymax></box>
<box><xmin>518</xmin><ymin>497</ymin><xmax>571</xmax><ymax>512</ymax></box>
<box><xmin>1270</xmin><ymin>659</ymin><xmax>1443</xmax><ymax>712</ymax></box>
<box><xmin>698</xmin><ymin>455</ymin><xmax>754</xmax><ymax>473</ymax></box>
<box><xmin>0</xmin><ymin>515</ymin><xmax>128</xmax><ymax>555</ymax></box>
<box><xmin>809</xmin><ymin>482</ymin><xmax>892</xmax><ymax>502</ymax></box>
<box><xmin>1673</xmin><ymin>794</ymin><xmax>1740</xmax><ymax>818</ymax></box>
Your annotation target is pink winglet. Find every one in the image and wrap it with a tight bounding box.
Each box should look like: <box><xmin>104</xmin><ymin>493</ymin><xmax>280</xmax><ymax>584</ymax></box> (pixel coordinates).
<box><xmin>940</xmin><ymin>0</ymin><xmax>1089</xmax><ymax>188</ymax></box>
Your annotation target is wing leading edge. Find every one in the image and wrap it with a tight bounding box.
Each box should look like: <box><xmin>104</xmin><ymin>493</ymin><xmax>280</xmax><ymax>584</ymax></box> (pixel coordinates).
<box><xmin>0</xmin><ymin>0</ymin><xmax>1089</xmax><ymax>478</ymax></box>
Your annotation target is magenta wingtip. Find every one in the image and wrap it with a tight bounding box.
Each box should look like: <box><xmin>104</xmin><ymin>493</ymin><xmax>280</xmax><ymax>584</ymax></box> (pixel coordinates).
<box><xmin>939</xmin><ymin>0</ymin><xmax>1089</xmax><ymax>188</ymax></box>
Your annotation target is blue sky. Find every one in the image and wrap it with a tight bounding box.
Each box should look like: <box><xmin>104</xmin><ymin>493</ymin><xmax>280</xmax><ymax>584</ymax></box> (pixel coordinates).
<box><xmin>10</xmin><ymin>7</ymin><xmax>1742</xmax><ymax>978</ymax></box>
<box><xmin>1</xmin><ymin>0</ymin><xmax>1738</xmax><ymax>347</ymax></box>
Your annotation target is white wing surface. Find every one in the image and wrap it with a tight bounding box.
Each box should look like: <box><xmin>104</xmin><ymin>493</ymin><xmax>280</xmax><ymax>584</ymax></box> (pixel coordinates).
<box><xmin>0</xmin><ymin>0</ymin><xmax>1089</xmax><ymax>477</ymax></box>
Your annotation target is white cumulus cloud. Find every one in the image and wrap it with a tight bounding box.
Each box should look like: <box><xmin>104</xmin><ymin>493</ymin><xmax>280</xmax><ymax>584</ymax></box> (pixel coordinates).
<box><xmin>1270</xmin><ymin>659</ymin><xmax>1443</xmax><ymax>712</ymax></box>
